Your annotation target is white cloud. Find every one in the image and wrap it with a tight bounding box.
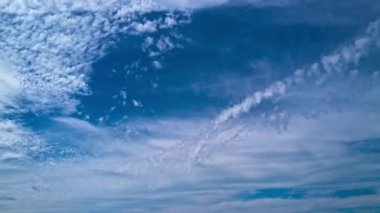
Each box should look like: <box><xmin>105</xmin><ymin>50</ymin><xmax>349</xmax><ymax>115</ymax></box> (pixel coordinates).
<box><xmin>0</xmin><ymin>0</ymin><xmax>187</xmax><ymax>116</ymax></box>
<box><xmin>0</xmin><ymin>120</ymin><xmax>26</xmax><ymax>147</ymax></box>
<box><xmin>215</xmin><ymin>19</ymin><xmax>380</xmax><ymax>125</ymax></box>
<box><xmin>0</xmin><ymin>119</ymin><xmax>44</xmax><ymax>160</ymax></box>
<box><xmin>2</xmin><ymin>103</ymin><xmax>380</xmax><ymax>211</ymax></box>
<box><xmin>0</xmin><ymin>0</ymin><xmax>161</xmax><ymax>14</ymax></box>
<box><xmin>152</xmin><ymin>60</ymin><xmax>163</xmax><ymax>69</ymax></box>
<box><xmin>215</xmin><ymin>81</ymin><xmax>287</xmax><ymax>125</ymax></box>
<box><xmin>157</xmin><ymin>0</ymin><xmax>301</xmax><ymax>9</ymax></box>
<box><xmin>157</xmin><ymin>0</ymin><xmax>227</xmax><ymax>9</ymax></box>
<box><xmin>0</xmin><ymin>62</ymin><xmax>21</xmax><ymax>113</ymax></box>
<box><xmin>130</xmin><ymin>20</ymin><xmax>159</xmax><ymax>34</ymax></box>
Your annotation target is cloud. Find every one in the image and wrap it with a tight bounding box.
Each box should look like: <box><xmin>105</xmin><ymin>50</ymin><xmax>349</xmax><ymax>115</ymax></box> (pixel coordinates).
<box><xmin>158</xmin><ymin>0</ymin><xmax>227</xmax><ymax>9</ymax></box>
<box><xmin>130</xmin><ymin>20</ymin><xmax>159</xmax><ymax>34</ymax></box>
<box><xmin>0</xmin><ymin>62</ymin><xmax>21</xmax><ymax>113</ymax></box>
<box><xmin>185</xmin><ymin>195</ymin><xmax>380</xmax><ymax>213</ymax></box>
<box><xmin>0</xmin><ymin>0</ymin><xmax>307</xmax><ymax>118</ymax></box>
<box><xmin>2</xmin><ymin>102</ymin><xmax>380</xmax><ymax>211</ymax></box>
<box><xmin>157</xmin><ymin>0</ymin><xmax>302</xmax><ymax>9</ymax></box>
<box><xmin>0</xmin><ymin>119</ymin><xmax>44</xmax><ymax>160</ymax></box>
<box><xmin>215</xmin><ymin>81</ymin><xmax>287</xmax><ymax>125</ymax></box>
<box><xmin>0</xmin><ymin>0</ymin><xmax>160</xmax><ymax>14</ymax></box>
<box><xmin>215</xmin><ymin>19</ymin><xmax>380</xmax><ymax>125</ymax></box>
<box><xmin>0</xmin><ymin>0</ymin><xmax>187</xmax><ymax>116</ymax></box>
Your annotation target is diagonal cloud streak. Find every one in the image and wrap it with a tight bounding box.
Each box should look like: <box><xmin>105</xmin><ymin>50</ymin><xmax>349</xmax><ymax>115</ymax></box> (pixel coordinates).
<box><xmin>215</xmin><ymin>19</ymin><xmax>380</xmax><ymax>125</ymax></box>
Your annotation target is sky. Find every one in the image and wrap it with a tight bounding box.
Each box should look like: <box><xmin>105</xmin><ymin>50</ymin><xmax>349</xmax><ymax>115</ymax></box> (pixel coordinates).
<box><xmin>1</xmin><ymin>0</ymin><xmax>380</xmax><ymax>212</ymax></box>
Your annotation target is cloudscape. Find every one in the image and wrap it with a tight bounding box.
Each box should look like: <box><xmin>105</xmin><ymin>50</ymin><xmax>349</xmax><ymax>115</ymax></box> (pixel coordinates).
<box><xmin>1</xmin><ymin>0</ymin><xmax>380</xmax><ymax>212</ymax></box>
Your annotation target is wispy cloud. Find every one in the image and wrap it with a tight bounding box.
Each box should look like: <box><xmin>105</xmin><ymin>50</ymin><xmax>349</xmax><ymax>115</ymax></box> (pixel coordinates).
<box><xmin>0</xmin><ymin>62</ymin><xmax>21</xmax><ymax>113</ymax></box>
<box><xmin>215</xmin><ymin>19</ymin><xmax>380</xmax><ymax>125</ymax></box>
<box><xmin>3</xmin><ymin>100</ymin><xmax>380</xmax><ymax>211</ymax></box>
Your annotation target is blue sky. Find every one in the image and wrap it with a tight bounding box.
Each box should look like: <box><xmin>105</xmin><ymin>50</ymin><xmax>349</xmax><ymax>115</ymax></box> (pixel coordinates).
<box><xmin>1</xmin><ymin>0</ymin><xmax>380</xmax><ymax>212</ymax></box>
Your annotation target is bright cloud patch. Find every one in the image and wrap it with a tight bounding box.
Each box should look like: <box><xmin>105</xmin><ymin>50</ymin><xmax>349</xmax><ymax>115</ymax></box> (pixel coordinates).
<box><xmin>0</xmin><ymin>62</ymin><xmax>21</xmax><ymax>113</ymax></box>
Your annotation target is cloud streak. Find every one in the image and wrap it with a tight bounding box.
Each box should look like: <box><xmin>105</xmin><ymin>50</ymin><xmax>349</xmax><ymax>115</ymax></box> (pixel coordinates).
<box><xmin>215</xmin><ymin>19</ymin><xmax>380</xmax><ymax>125</ymax></box>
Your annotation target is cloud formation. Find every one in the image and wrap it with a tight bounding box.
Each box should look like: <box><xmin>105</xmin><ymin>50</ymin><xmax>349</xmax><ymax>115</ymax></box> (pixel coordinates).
<box><xmin>0</xmin><ymin>62</ymin><xmax>21</xmax><ymax>113</ymax></box>
<box><xmin>0</xmin><ymin>0</ymin><xmax>186</xmax><ymax>116</ymax></box>
<box><xmin>3</xmin><ymin>100</ymin><xmax>380</xmax><ymax>211</ymax></box>
<box><xmin>0</xmin><ymin>119</ymin><xmax>44</xmax><ymax>161</ymax></box>
<box><xmin>215</xmin><ymin>19</ymin><xmax>380</xmax><ymax>125</ymax></box>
